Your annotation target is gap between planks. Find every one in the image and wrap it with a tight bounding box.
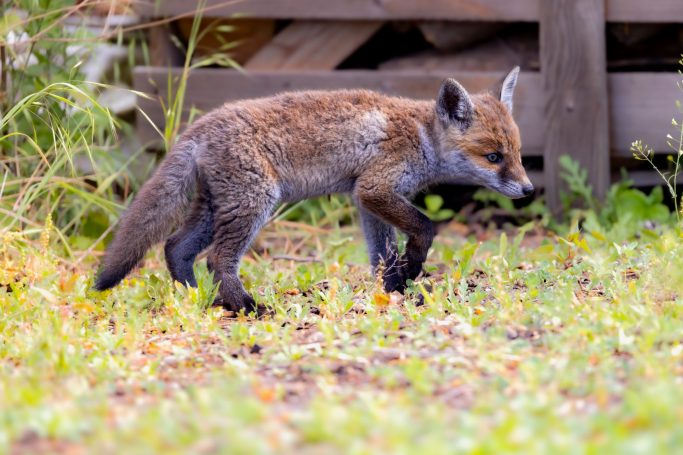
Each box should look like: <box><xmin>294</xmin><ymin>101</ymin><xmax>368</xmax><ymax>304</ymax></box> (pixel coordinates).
<box><xmin>244</xmin><ymin>20</ymin><xmax>382</xmax><ymax>71</ymax></box>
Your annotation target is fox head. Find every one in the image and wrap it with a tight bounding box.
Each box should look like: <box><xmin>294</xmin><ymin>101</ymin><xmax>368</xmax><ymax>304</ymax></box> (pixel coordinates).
<box><xmin>433</xmin><ymin>67</ymin><xmax>534</xmax><ymax>199</ymax></box>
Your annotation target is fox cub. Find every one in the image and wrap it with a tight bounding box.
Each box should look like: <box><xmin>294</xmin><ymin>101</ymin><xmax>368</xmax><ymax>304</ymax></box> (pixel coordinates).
<box><xmin>95</xmin><ymin>67</ymin><xmax>533</xmax><ymax>311</ymax></box>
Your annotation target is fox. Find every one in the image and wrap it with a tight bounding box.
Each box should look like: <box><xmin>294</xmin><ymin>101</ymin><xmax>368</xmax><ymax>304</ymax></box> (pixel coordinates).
<box><xmin>94</xmin><ymin>67</ymin><xmax>533</xmax><ymax>312</ymax></box>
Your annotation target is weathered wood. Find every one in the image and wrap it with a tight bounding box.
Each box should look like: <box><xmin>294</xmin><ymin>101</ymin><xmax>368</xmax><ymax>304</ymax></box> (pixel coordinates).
<box><xmin>526</xmin><ymin>170</ymin><xmax>544</xmax><ymax>188</ymax></box>
<box><xmin>610</xmin><ymin>73</ymin><xmax>683</xmax><ymax>156</ymax></box>
<box><xmin>541</xmin><ymin>0</ymin><xmax>609</xmax><ymax>211</ymax></box>
<box><xmin>88</xmin><ymin>0</ymin><xmax>132</xmax><ymax>15</ymax></box>
<box><xmin>606</xmin><ymin>1</ymin><xmax>683</xmax><ymax>23</ymax></box>
<box><xmin>132</xmin><ymin>68</ymin><xmax>681</xmax><ymax>156</ymax></box>
<box><xmin>625</xmin><ymin>170</ymin><xmax>683</xmax><ymax>188</ymax></box>
<box><xmin>137</xmin><ymin>0</ymin><xmax>683</xmax><ymax>22</ymax></box>
<box><xmin>244</xmin><ymin>21</ymin><xmax>382</xmax><ymax>71</ymax></box>
<box><xmin>177</xmin><ymin>18</ymin><xmax>275</xmax><ymax>65</ymax></box>
<box><xmin>137</xmin><ymin>0</ymin><xmax>539</xmax><ymax>21</ymax></box>
<box><xmin>417</xmin><ymin>21</ymin><xmax>504</xmax><ymax>52</ymax></box>
<box><xmin>379</xmin><ymin>31</ymin><xmax>539</xmax><ymax>72</ymax></box>
<box><xmin>148</xmin><ymin>24</ymin><xmax>184</xmax><ymax>67</ymax></box>
<box><xmin>608</xmin><ymin>24</ymin><xmax>662</xmax><ymax>47</ymax></box>
<box><xmin>133</xmin><ymin>68</ymin><xmax>544</xmax><ymax>152</ymax></box>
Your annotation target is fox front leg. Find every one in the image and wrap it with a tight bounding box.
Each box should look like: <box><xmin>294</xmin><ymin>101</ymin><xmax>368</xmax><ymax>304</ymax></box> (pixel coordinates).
<box><xmin>356</xmin><ymin>206</ymin><xmax>404</xmax><ymax>291</ymax></box>
<box><xmin>355</xmin><ymin>180</ymin><xmax>436</xmax><ymax>293</ymax></box>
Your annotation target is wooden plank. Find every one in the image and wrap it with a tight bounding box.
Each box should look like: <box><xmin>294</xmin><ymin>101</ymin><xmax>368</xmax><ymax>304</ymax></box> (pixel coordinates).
<box><xmin>607</xmin><ymin>1</ymin><xmax>683</xmax><ymax>23</ymax></box>
<box><xmin>132</xmin><ymin>68</ymin><xmax>682</xmax><ymax>157</ymax></box>
<box><xmin>137</xmin><ymin>0</ymin><xmax>539</xmax><ymax>21</ymax></box>
<box><xmin>417</xmin><ymin>21</ymin><xmax>504</xmax><ymax>52</ymax></box>
<box><xmin>624</xmin><ymin>170</ymin><xmax>683</xmax><ymax>187</ymax></box>
<box><xmin>527</xmin><ymin>170</ymin><xmax>544</xmax><ymax>188</ymax></box>
<box><xmin>176</xmin><ymin>18</ymin><xmax>276</xmax><ymax>65</ymax></box>
<box><xmin>137</xmin><ymin>0</ymin><xmax>683</xmax><ymax>22</ymax></box>
<box><xmin>379</xmin><ymin>34</ymin><xmax>539</xmax><ymax>72</ymax></box>
<box><xmin>148</xmin><ymin>24</ymin><xmax>184</xmax><ymax>67</ymax></box>
<box><xmin>610</xmin><ymin>73</ymin><xmax>683</xmax><ymax>157</ymax></box>
<box><xmin>132</xmin><ymin>68</ymin><xmax>544</xmax><ymax>152</ymax></box>
<box><xmin>244</xmin><ymin>21</ymin><xmax>382</xmax><ymax>71</ymax></box>
<box><xmin>540</xmin><ymin>0</ymin><xmax>609</xmax><ymax>212</ymax></box>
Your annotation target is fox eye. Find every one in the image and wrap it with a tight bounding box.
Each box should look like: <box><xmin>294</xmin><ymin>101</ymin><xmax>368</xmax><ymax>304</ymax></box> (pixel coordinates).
<box><xmin>486</xmin><ymin>152</ymin><xmax>503</xmax><ymax>163</ymax></box>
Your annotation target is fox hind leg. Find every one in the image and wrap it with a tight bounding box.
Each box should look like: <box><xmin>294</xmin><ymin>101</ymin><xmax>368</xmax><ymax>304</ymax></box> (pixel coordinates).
<box><xmin>164</xmin><ymin>183</ymin><xmax>214</xmax><ymax>287</ymax></box>
<box><xmin>206</xmin><ymin>186</ymin><xmax>279</xmax><ymax>313</ymax></box>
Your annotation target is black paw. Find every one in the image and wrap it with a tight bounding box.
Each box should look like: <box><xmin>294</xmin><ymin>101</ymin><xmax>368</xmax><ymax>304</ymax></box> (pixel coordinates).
<box><xmin>402</xmin><ymin>258</ymin><xmax>423</xmax><ymax>282</ymax></box>
<box><xmin>213</xmin><ymin>293</ymin><xmax>258</xmax><ymax>314</ymax></box>
<box><xmin>381</xmin><ymin>258</ymin><xmax>424</xmax><ymax>294</ymax></box>
<box><xmin>382</xmin><ymin>268</ymin><xmax>407</xmax><ymax>293</ymax></box>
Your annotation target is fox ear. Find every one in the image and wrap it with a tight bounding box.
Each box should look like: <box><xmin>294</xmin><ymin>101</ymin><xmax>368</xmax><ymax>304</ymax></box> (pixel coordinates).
<box><xmin>500</xmin><ymin>66</ymin><xmax>520</xmax><ymax>113</ymax></box>
<box><xmin>436</xmin><ymin>78</ymin><xmax>474</xmax><ymax>130</ymax></box>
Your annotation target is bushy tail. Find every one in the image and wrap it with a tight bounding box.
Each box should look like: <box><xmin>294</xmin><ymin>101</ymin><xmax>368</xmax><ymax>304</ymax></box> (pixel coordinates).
<box><xmin>94</xmin><ymin>140</ymin><xmax>200</xmax><ymax>290</ymax></box>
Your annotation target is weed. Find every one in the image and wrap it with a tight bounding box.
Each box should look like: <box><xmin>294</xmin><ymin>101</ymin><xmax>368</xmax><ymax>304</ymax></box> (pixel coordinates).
<box><xmin>632</xmin><ymin>55</ymin><xmax>683</xmax><ymax>223</ymax></box>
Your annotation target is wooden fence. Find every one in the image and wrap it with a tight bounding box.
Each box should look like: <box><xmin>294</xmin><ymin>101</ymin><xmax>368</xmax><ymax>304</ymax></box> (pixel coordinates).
<box><xmin>133</xmin><ymin>0</ymin><xmax>683</xmax><ymax>211</ymax></box>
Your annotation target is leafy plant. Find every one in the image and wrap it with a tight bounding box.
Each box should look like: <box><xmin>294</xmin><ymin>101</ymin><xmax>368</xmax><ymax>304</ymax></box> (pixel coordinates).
<box><xmin>143</xmin><ymin>1</ymin><xmax>242</xmax><ymax>152</ymax></box>
<box><xmin>559</xmin><ymin>154</ymin><xmax>597</xmax><ymax>213</ymax></box>
<box><xmin>603</xmin><ymin>179</ymin><xmax>671</xmax><ymax>226</ymax></box>
<box><xmin>274</xmin><ymin>195</ymin><xmax>355</xmax><ymax>228</ymax></box>
<box><xmin>473</xmin><ymin>188</ymin><xmax>515</xmax><ymax>212</ymax></box>
<box><xmin>472</xmin><ymin>188</ymin><xmax>550</xmax><ymax>228</ymax></box>
<box><xmin>559</xmin><ymin>156</ymin><xmax>673</xmax><ymax>238</ymax></box>
<box><xmin>155</xmin><ymin>0</ymin><xmax>207</xmax><ymax>151</ymax></box>
<box><xmin>422</xmin><ymin>194</ymin><xmax>455</xmax><ymax>221</ymax></box>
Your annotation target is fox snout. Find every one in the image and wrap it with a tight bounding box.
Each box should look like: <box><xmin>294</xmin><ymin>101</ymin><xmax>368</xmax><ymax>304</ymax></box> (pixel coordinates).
<box><xmin>505</xmin><ymin>181</ymin><xmax>535</xmax><ymax>199</ymax></box>
<box><xmin>522</xmin><ymin>184</ymin><xmax>535</xmax><ymax>196</ymax></box>
<box><xmin>493</xmin><ymin>173</ymin><xmax>534</xmax><ymax>199</ymax></box>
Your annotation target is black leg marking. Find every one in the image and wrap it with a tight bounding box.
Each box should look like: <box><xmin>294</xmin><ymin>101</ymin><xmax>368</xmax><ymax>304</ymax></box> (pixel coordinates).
<box><xmin>356</xmin><ymin>206</ymin><xmax>406</xmax><ymax>292</ymax></box>
<box><xmin>164</xmin><ymin>184</ymin><xmax>214</xmax><ymax>287</ymax></box>
<box><xmin>357</xmin><ymin>206</ymin><xmax>397</xmax><ymax>271</ymax></box>
<box><xmin>355</xmin><ymin>177</ymin><xmax>436</xmax><ymax>294</ymax></box>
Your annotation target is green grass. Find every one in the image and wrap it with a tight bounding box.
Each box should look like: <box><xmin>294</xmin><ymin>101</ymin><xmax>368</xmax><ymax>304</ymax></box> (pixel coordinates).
<box><xmin>2</xmin><ymin>215</ymin><xmax>683</xmax><ymax>454</ymax></box>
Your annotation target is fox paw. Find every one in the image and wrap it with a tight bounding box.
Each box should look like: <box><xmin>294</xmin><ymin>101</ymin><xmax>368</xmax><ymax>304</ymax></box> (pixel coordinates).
<box><xmin>213</xmin><ymin>293</ymin><xmax>258</xmax><ymax>314</ymax></box>
<box><xmin>383</xmin><ymin>270</ymin><xmax>407</xmax><ymax>293</ymax></box>
<box><xmin>382</xmin><ymin>259</ymin><xmax>423</xmax><ymax>294</ymax></box>
<box><xmin>402</xmin><ymin>259</ymin><xmax>423</xmax><ymax>282</ymax></box>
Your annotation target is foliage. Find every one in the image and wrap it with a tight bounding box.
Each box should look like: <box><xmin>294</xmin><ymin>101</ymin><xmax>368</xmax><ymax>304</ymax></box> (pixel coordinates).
<box><xmin>556</xmin><ymin>156</ymin><xmax>673</xmax><ymax>239</ymax></box>
<box><xmin>275</xmin><ymin>195</ymin><xmax>356</xmax><ymax>227</ymax></box>
<box><xmin>156</xmin><ymin>0</ymin><xmax>206</xmax><ymax>151</ymax></box>
<box><xmin>559</xmin><ymin>154</ymin><xmax>597</xmax><ymax>213</ymax></box>
<box><xmin>0</xmin><ymin>0</ymin><xmax>140</xmax><ymax>256</ymax></box>
<box><xmin>473</xmin><ymin>187</ymin><xmax>549</xmax><ymax>225</ymax></box>
<box><xmin>422</xmin><ymin>194</ymin><xmax>455</xmax><ymax>221</ymax></box>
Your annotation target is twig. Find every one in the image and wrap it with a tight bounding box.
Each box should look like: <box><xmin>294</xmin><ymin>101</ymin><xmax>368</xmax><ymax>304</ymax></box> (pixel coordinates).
<box><xmin>4</xmin><ymin>0</ymin><xmax>247</xmax><ymax>47</ymax></box>
<box><xmin>73</xmin><ymin>223</ymin><xmax>115</xmax><ymax>266</ymax></box>
<box><xmin>270</xmin><ymin>255</ymin><xmax>322</xmax><ymax>263</ymax></box>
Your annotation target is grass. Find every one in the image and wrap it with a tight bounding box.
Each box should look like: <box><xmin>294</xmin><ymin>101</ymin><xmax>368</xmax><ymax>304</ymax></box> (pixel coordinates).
<box><xmin>2</xmin><ymin>213</ymin><xmax>683</xmax><ymax>454</ymax></box>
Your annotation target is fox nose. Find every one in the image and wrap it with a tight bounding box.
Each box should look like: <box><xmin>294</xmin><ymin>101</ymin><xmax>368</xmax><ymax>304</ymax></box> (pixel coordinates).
<box><xmin>522</xmin><ymin>184</ymin><xmax>535</xmax><ymax>196</ymax></box>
